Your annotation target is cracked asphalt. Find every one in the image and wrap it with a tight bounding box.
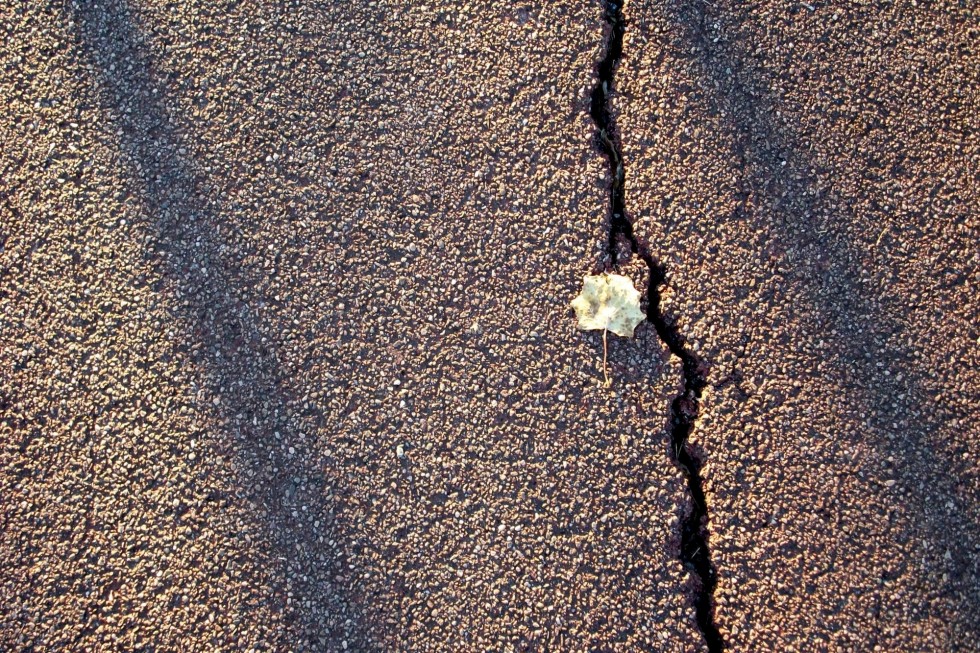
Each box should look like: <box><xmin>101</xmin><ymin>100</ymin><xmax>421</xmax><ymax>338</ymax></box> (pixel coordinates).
<box><xmin>619</xmin><ymin>0</ymin><xmax>979</xmax><ymax>650</ymax></box>
<box><xmin>1</xmin><ymin>0</ymin><xmax>977</xmax><ymax>651</ymax></box>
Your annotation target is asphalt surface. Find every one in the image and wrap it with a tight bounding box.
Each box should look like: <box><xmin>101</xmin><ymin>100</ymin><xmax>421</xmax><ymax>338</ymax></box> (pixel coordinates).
<box><xmin>2</xmin><ymin>1</ymin><xmax>703</xmax><ymax>651</ymax></box>
<box><xmin>618</xmin><ymin>0</ymin><xmax>979</xmax><ymax>650</ymax></box>
<box><xmin>1</xmin><ymin>0</ymin><xmax>977</xmax><ymax>652</ymax></box>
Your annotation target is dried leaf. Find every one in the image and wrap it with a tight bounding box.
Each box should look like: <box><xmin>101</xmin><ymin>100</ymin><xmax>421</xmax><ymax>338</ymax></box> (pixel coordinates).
<box><xmin>570</xmin><ymin>273</ymin><xmax>645</xmax><ymax>337</ymax></box>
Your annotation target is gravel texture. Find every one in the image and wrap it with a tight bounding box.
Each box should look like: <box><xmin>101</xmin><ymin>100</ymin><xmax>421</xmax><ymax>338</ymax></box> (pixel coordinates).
<box><xmin>1</xmin><ymin>1</ymin><xmax>708</xmax><ymax>651</ymax></box>
<box><xmin>2</xmin><ymin>0</ymin><xmax>978</xmax><ymax>652</ymax></box>
<box><xmin>618</xmin><ymin>1</ymin><xmax>979</xmax><ymax>650</ymax></box>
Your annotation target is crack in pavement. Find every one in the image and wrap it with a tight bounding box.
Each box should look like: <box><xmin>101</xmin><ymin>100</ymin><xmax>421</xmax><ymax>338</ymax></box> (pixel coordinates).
<box><xmin>589</xmin><ymin>3</ymin><xmax>725</xmax><ymax>650</ymax></box>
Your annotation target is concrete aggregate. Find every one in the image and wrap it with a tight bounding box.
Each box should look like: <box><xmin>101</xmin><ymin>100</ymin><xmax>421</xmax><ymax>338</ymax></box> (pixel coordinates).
<box><xmin>618</xmin><ymin>1</ymin><xmax>979</xmax><ymax>650</ymax></box>
<box><xmin>2</xmin><ymin>0</ymin><xmax>977</xmax><ymax>651</ymax></box>
<box><xmin>1</xmin><ymin>1</ymin><xmax>707</xmax><ymax>650</ymax></box>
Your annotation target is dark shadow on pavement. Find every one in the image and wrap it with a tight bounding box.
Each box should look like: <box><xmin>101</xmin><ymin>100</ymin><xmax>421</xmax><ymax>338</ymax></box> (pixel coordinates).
<box><xmin>68</xmin><ymin>1</ymin><xmax>365</xmax><ymax>648</ymax></box>
<box><xmin>635</xmin><ymin>0</ymin><xmax>979</xmax><ymax>639</ymax></box>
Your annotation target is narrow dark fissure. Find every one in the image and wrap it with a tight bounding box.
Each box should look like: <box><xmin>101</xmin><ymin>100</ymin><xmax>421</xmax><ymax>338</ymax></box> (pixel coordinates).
<box><xmin>589</xmin><ymin>3</ymin><xmax>725</xmax><ymax>651</ymax></box>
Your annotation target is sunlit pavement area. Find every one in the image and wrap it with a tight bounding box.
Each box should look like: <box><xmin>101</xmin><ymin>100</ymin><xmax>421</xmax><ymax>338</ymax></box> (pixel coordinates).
<box><xmin>1</xmin><ymin>1</ymin><xmax>977</xmax><ymax>651</ymax></box>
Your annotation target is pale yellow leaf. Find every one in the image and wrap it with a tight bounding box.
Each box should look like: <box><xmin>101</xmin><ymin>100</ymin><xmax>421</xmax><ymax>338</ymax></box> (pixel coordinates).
<box><xmin>570</xmin><ymin>273</ymin><xmax>645</xmax><ymax>338</ymax></box>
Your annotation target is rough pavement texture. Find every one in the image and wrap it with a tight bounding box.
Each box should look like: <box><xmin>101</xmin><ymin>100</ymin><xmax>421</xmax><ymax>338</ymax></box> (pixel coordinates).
<box><xmin>2</xmin><ymin>0</ymin><xmax>978</xmax><ymax>652</ymax></box>
<box><xmin>1</xmin><ymin>1</ymin><xmax>707</xmax><ymax>651</ymax></box>
<box><xmin>618</xmin><ymin>1</ymin><xmax>979</xmax><ymax>651</ymax></box>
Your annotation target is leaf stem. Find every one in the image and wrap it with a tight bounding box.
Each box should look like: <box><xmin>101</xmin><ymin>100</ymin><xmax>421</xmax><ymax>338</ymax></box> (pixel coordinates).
<box><xmin>603</xmin><ymin>328</ymin><xmax>611</xmax><ymax>387</ymax></box>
